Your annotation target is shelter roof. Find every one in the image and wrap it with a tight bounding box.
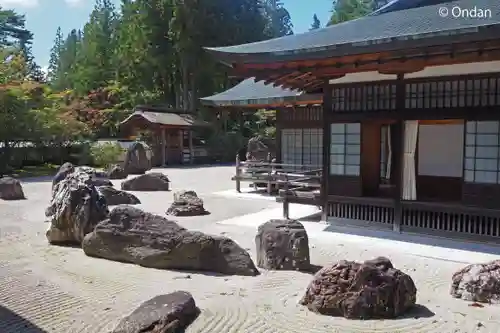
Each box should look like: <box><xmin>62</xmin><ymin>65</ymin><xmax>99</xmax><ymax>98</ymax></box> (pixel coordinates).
<box><xmin>120</xmin><ymin>106</ymin><xmax>210</xmax><ymax>128</ymax></box>
<box><xmin>199</xmin><ymin>78</ymin><xmax>321</xmax><ymax>107</ymax></box>
<box><xmin>206</xmin><ymin>0</ymin><xmax>500</xmax><ymax>64</ymax></box>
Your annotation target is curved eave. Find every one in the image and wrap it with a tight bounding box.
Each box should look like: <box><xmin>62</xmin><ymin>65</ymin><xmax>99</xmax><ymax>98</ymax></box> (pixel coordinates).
<box><xmin>208</xmin><ymin>26</ymin><xmax>499</xmax><ymax>65</ymax></box>
<box><xmin>205</xmin><ymin>0</ymin><xmax>500</xmax><ymax>65</ymax></box>
<box><xmin>200</xmin><ymin>94</ymin><xmax>322</xmax><ymax>108</ymax></box>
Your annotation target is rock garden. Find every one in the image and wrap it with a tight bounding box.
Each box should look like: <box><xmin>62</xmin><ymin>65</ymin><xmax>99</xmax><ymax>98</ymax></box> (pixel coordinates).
<box><xmin>2</xmin><ymin>141</ymin><xmax>500</xmax><ymax>332</ymax></box>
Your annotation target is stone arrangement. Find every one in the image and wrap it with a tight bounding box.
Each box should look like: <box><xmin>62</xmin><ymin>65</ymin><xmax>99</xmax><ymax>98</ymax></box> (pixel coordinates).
<box><xmin>0</xmin><ymin>176</ymin><xmax>25</xmax><ymax>200</ymax></box>
<box><xmin>166</xmin><ymin>190</ymin><xmax>208</xmax><ymax>216</ymax></box>
<box><xmin>451</xmin><ymin>259</ymin><xmax>500</xmax><ymax>304</ymax></box>
<box><xmin>82</xmin><ymin>205</ymin><xmax>259</xmax><ymax>276</ymax></box>
<box><xmin>45</xmin><ymin>167</ymin><xmax>109</xmax><ymax>245</ymax></box>
<box><xmin>123</xmin><ymin>141</ymin><xmax>151</xmax><ymax>175</ymax></box>
<box><xmin>98</xmin><ymin>186</ymin><xmax>140</xmax><ymax>205</ymax></box>
<box><xmin>255</xmin><ymin>219</ymin><xmax>310</xmax><ymax>271</ymax></box>
<box><xmin>111</xmin><ymin>291</ymin><xmax>199</xmax><ymax>333</ymax></box>
<box><xmin>121</xmin><ymin>172</ymin><xmax>170</xmax><ymax>191</ymax></box>
<box><xmin>36</xmin><ymin>160</ymin><xmax>500</xmax><ymax>330</ymax></box>
<box><xmin>300</xmin><ymin>257</ymin><xmax>417</xmax><ymax>319</ymax></box>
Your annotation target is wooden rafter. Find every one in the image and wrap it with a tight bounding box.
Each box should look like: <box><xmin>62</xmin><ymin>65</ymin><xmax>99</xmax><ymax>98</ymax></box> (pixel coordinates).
<box><xmin>234</xmin><ymin>47</ymin><xmax>500</xmax><ymax>89</ymax></box>
<box><xmin>281</xmin><ymin>74</ymin><xmax>318</xmax><ymax>90</ymax></box>
<box><xmin>269</xmin><ymin>71</ymin><xmax>300</xmax><ymax>86</ymax></box>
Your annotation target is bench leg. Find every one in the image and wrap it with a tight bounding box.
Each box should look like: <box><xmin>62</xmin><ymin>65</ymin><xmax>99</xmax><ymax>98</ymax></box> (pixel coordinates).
<box><xmin>283</xmin><ymin>200</ymin><xmax>289</xmax><ymax>219</ymax></box>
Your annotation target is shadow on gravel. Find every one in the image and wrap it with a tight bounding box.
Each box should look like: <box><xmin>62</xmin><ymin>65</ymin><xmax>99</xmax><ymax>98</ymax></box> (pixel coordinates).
<box><xmin>395</xmin><ymin>304</ymin><xmax>435</xmax><ymax>320</ymax></box>
<box><xmin>0</xmin><ymin>305</ymin><xmax>48</xmax><ymax>333</ymax></box>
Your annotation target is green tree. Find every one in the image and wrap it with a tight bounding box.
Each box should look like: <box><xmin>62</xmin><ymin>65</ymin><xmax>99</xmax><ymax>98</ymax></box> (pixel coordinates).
<box><xmin>310</xmin><ymin>14</ymin><xmax>321</xmax><ymax>30</ymax></box>
<box><xmin>47</xmin><ymin>27</ymin><xmax>63</xmax><ymax>83</ymax></box>
<box><xmin>263</xmin><ymin>0</ymin><xmax>293</xmax><ymax>37</ymax></box>
<box><xmin>75</xmin><ymin>0</ymin><xmax>118</xmax><ymax>93</ymax></box>
<box><xmin>328</xmin><ymin>0</ymin><xmax>373</xmax><ymax>25</ymax></box>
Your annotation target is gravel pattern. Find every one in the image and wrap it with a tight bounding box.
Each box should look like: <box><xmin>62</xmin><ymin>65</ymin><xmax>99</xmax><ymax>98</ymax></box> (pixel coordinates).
<box><xmin>0</xmin><ymin>166</ymin><xmax>499</xmax><ymax>332</ymax></box>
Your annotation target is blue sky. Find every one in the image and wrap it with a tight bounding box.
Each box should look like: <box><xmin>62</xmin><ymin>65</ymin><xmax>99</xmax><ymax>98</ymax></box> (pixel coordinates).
<box><xmin>0</xmin><ymin>0</ymin><xmax>332</xmax><ymax>70</ymax></box>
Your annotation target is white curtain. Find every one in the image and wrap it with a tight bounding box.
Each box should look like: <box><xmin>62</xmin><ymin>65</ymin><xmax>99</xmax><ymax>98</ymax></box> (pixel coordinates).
<box><xmin>402</xmin><ymin>120</ymin><xmax>419</xmax><ymax>200</ymax></box>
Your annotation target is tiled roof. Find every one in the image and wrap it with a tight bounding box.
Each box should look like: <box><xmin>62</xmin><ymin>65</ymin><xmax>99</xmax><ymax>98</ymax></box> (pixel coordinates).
<box><xmin>206</xmin><ymin>0</ymin><xmax>500</xmax><ymax>62</ymax></box>
<box><xmin>199</xmin><ymin>78</ymin><xmax>321</xmax><ymax>107</ymax></box>
<box><xmin>121</xmin><ymin>111</ymin><xmax>209</xmax><ymax>127</ymax></box>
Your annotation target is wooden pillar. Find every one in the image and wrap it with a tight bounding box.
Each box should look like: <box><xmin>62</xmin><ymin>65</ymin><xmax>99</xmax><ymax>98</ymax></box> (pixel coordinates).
<box><xmin>276</xmin><ymin>108</ymin><xmax>282</xmax><ymax>163</ymax></box>
<box><xmin>189</xmin><ymin>130</ymin><xmax>194</xmax><ymax>164</ymax></box>
<box><xmin>321</xmin><ymin>81</ymin><xmax>332</xmax><ymax>222</ymax></box>
<box><xmin>161</xmin><ymin>127</ymin><xmax>166</xmax><ymax>166</ymax></box>
<box><xmin>179</xmin><ymin>129</ymin><xmax>184</xmax><ymax>164</ymax></box>
<box><xmin>393</xmin><ymin>74</ymin><xmax>406</xmax><ymax>232</ymax></box>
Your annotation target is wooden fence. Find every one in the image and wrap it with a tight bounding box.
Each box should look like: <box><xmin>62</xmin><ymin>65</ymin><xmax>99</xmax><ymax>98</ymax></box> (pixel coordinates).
<box><xmin>232</xmin><ymin>154</ymin><xmax>322</xmax><ymax>218</ymax></box>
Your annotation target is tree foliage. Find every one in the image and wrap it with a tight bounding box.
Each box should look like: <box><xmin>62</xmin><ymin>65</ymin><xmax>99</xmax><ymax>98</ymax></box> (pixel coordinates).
<box><xmin>328</xmin><ymin>0</ymin><xmax>389</xmax><ymax>25</ymax></box>
<box><xmin>2</xmin><ymin>0</ymin><xmax>298</xmax><ymax>170</ymax></box>
<box><xmin>310</xmin><ymin>14</ymin><xmax>321</xmax><ymax>30</ymax></box>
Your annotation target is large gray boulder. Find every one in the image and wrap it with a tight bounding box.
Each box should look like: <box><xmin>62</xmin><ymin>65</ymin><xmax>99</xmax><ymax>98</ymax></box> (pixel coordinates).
<box><xmin>121</xmin><ymin>173</ymin><xmax>170</xmax><ymax>191</ymax></box>
<box><xmin>255</xmin><ymin>219</ymin><xmax>310</xmax><ymax>271</ymax></box>
<box><xmin>451</xmin><ymin>259</ymin><xmax>500</xmax><ymax>303</ymax></box>
<box><xmin>46</xmin><ymin>168</ymin><xmax>109</xmax><ymax>245</ymax></box>
<box><xmin>0</xmin><ymin>177</ymin><xmax>25</xmax><ymax>200</ymax></box>
<box><xmin>111</xmin><ymin>291</ymin><xmax>199</xmax><ymax>333</ymax></box>
<box><xmin>166</xmin><ymin>190</ymin><xmax>208</xmax><ymax>216</ymax></box>
<box><xmin>82</xmin><ymin>205</ymin><xmax>259</xmax><ymax>276</ymax></box>
<box><xmin>300</xmin><ymin>257</ymin><xmax>417</xmax><ymax>319</ymax></box>
<box><xmin>124</xmin><ymin>142</ymin><xmax>151</xmax><ymax>175</ymax></box>
<box><xmin>98</xmin><ymin>186</ymin><xmax>140</xmax><ymax>206</ymax></box>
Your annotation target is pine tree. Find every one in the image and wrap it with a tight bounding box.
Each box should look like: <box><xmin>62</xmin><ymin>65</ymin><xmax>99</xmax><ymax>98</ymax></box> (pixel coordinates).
<box><xmin>310</xmin><ymin>14</ymin><xmax>321</xmax><ymax>30</ymax></box>
<box><xmin>47</xmin><ymin>27</ymin><xmax>63</xmax><ymax>82</ymax></box>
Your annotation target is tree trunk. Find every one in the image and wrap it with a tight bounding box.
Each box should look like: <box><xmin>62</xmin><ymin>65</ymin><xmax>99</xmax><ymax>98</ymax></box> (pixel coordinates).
<box><xmin>181</xmin><ymin>60</ymin><xmax>189</xmax><ymax>111</ymax></box>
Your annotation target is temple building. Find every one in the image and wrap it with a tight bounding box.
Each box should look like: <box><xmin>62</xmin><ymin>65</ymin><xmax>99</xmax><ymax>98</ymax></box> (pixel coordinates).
<box><xmin>204</xmin><ymin>0</ymin><xmax>500</xmax><ymax>242</ymax></box>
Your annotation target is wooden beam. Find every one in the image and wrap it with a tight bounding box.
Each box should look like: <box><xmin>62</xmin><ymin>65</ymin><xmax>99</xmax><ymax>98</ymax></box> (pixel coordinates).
<box><xmin>270</xmin><ymin>71</ymin><xmax>301</xmax><ymax>86</ymax></box>
<box><xmin>282</xmin><ymin>74</ymin><xmax>319</xmax><ymax>90</ymax></box>
<box><xmin>233</xmin><ymin>45</ymin><xmax>500</xmax><ymax>79</ymax></box>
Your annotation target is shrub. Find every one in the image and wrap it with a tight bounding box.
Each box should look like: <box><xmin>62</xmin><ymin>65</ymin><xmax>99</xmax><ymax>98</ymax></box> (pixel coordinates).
<box><xmin>89</xmin><ymin>142</ymin><xmax>124</xmax><ymax>168</ymax></box>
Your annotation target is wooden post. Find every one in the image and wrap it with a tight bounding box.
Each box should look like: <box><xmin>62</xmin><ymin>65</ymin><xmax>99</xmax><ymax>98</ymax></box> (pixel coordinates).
<box><xmin>235</xmin><ymin>154</ymin><xmax>241</xmax><ymax>192</ymax></box>
<box><xmin>179</xmin><ymin>129</ymin><xmax>184</xmax><ymax>164</ymax></box>
<box><xmin>321</xmin><ymin>80</ymin><xmax>332</xmax><ymax>222</ymax></box>
<box><xmin>283</xmin><ymin>173</ymin><xmax>290</xmax><ymax>219</ymax></box>
<box><xmin>267</xmin><ymin>152</ymin><xmax>272</xmax><ymax>194</ymax></box>
<box><xmin>188</xmin><ymin>130</ymin><xmax>194</xmax><ymax>164</ymax></box>
<box><xmin>393</xmin><ymin>74</ymin><xmax>406</xmax><ymax>233</ymax></box>
<box><xmin>161</xmin><ymin>127</ymin><xmax>166</xmax><ymax>166</ymax></box>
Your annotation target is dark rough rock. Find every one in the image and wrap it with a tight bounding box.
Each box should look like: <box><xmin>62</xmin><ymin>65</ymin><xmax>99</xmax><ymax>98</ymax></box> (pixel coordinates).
<box><xmin>255</xmin><ymin>219</ymin><xmax>310</xmax><ymax>271</ymax></box>
<box><xmin>166</xmin><ymin>190</ymin><xmax>208</xmax><ymax>216</ymax></box>
<box><xmin>300</xmin><ymin>257</ymin><xmax>417</xmax><ymax>319</ymax></box>
<box><xmin>46</xmin><ymin>168</ymin><xmax>109</xmax><ymax>245</ymax></box>
<box><xmin>124</xmin><ymin>142</ymin><xmax>151</xmax><ymax>175</ymax></box>
<box><xmin>0</xmin><ymin>177</ymin><xmax>25</xmax><ymax>200</ymax></box>
<box><xmin>98</xmin><ymin>186</ymin><xmax>140</xmax><ymax>206</ymax></box>
<box><xmin>111</xmin><ymin>291</ymin><xmax>199</xmax><ymax>333</ymax></box>
<box><xmin>82</xmin><ymin>205</ymin><xmax>259</xmax><ymax>276</ymax></box>
<box><xmin>246</xmin><ymin>136</ymin><xmax>275</xmax><ymax>161</ymax></box>
<box><xmin>121</xmin><ymin>173</ymin><xmax>170</xmax><ymax>191</ymax></box>
<box><xmin>451</xmin><ymin>259</ymin><xmax>500</xmax><ymax>304</ymax></box>
<box><xmin>52</xmin><ymin>162</ymin><xmax>75</xmax><ymax>189</ymax></box>
<box><xmin>107</xmin><ymin>164</ymin><xmax>128</xmax><ymax>180</ymax></box>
